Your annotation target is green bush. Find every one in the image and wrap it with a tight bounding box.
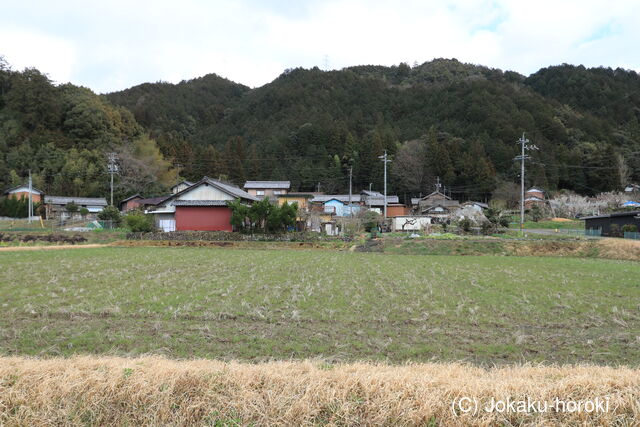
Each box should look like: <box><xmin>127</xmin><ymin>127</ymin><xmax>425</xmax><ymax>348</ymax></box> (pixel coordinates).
<box><xmin>98</xmin><ymin>205</ymin><xmax>122</xmax><ymax>226</ymax></box>
<box><xmin>0</xmin><ymin>196</ymin><xmax>29</xmax><ymax>218</ymax></box>
<box><xmin>622</xmin><ymin>224</ymin><xmax>637</xmax><ymax>233</ymax></box>
<box><xmin>79</xmin><ymin>207</ymin><xmax>89</xmax><ymax>218</ymax></box>
<box><xmin>124</xmin><ymin>211</ymin><xmax>154</xmax><ymax>232</ymax></box>
<box><xmin>65</xmin><ymin>201</ymin><xmax>79</xmax><ymax>213</ymax></box>
<box><xmin>457</xmin><ymin>218</ymin><xmax>472</xmax><ymax>233</ymax></box>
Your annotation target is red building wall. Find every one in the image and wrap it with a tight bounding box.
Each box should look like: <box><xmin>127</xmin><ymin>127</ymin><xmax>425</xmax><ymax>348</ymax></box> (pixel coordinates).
<box><xmin>175</xmin><ymin>206</ymin><xmax>232</xmax><ymax>231</ymax></box>
<box><xmin>9</xmin><ymin>192</ymin><xmax>42</xmax><ymax>203</ymax></box>
<box><xmin>122</xmin><ymin>199</ymin><xmax>142</xmax><ymax>212</ymax></box>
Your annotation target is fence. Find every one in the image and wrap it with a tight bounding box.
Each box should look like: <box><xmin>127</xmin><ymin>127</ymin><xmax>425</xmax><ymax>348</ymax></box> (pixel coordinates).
<box><xmin>624</xmin><ymin>231</ymin><xmax>640</xmax><ymax>240</ymax></box>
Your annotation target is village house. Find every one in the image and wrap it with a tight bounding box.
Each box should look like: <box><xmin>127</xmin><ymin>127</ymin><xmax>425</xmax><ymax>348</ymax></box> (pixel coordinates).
<box><xmin>276</xmin><ymin>192</ymin><xmax>318</xmax><ymax>231</ymax></box>
<box><xmin>43</xmin><ymin>196</ymin><xmax>107</xmax><ymax>219</ymax></box>
<box><xmin>310</xmin><ymin>195</ymin><xmax>362</xmax><ymax>217</ymax></box>
<box><xmin>524</xmin><ymin>187</ymin><xmax>545</xmax><ymax>209</ymax></box>
<box><xmin>3</xmin><ymin>185</ymin><xmax>44</xmax><ymax>203</ymax></box>
<box><xmin>360</xmin><ymin>190</ymin><xmax>407</xmax><ymax>216</ymax></box>
<box><xmin>147</xmin><ymin>177</ymin><xmax>257</xmax><ymax>232</ymax></box>
<box><xmin>119</xmin><ymin>194</ymin><xmax>143</xmax><ymax>212</ymax></box>
<box><xmin>413</xmin><ymin>190</ymin><xmax>461</xmax><ymax>222</ymax></box>
<box><xmin>171</xmin><ymin>180</ymin><xmax>194</xmax><ymax>194</ymax></box>
<box><xmin>243</xmin><ymin>181</ymin><xmax>290</xmax><ymax>199</ymax></box>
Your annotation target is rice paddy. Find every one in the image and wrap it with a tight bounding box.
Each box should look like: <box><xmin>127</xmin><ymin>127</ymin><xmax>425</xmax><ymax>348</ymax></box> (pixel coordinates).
<box><xmin>1</xmin><ymin>246</ymin><xmax>638</xmax><ymax>365</ymax></box>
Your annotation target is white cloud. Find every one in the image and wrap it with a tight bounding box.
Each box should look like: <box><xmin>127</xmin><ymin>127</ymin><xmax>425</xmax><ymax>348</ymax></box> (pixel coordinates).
<box><xmin>0</xmin><ymin>26</ymin><xmax>77</xmax><ymax>84</ymax></box>
<box><xmin>0</xmin><ymin>0</ymin><xmax>639</xmax><ymax>93</ymax></box>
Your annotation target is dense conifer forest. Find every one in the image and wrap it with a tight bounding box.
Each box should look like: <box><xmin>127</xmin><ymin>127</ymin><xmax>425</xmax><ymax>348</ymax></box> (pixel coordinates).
<box><xmin>2</xmin><ymin>56</ymin><xmax>639</xmax><ymax>203</ymax></box>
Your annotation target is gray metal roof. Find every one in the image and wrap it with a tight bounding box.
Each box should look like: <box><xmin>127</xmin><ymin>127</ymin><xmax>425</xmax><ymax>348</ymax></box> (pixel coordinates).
<box><xmin>173</xmin><ymin>200</ymin><xmax>230</xmax><ymax>207</ymax></box>
<box><xmin>138</xmin><ymin>196</ymin><xmax>171</xmax><ymax>205</ymax></box>
<box><xmin>243</xmin><ymin>181</ymin><xmax>291</xmax><ymax>189</ymax></box>
<box><xmin>580</xmin><ymin>210</ymin><xmax>640</xmax><ymax>220</ymax></box>
<box><xmin>44</xmin><ymin>196</ymin><xmax>108</xmax><ymax>206</ymax></box>
<box><xmin>365</xmin><ymin>195</ymin><xmax>400</xmax><ymax>205</ymax></box>
<box><xmin>361</xmin><ymin>190</ymin><xmax>383</xmax><ymax>196</ymax></box>
<box><xmin>4</xmin><ymin>185</ymin><xmax>44</xmax><ymax>195</ymax></box>
<box><xmin>311</xmin><ymin>195</ymin><xmax>362</xmax><ymax>203</ymax></box>
<box><xmin>462</xmin><ymin>201</ymin><xmax>489</xmax><ymax>209</ymax></box>
<box><xmin>162</xmin><ymin>177</ymin><xmax>258</xmax><ymax>204</ymax></box>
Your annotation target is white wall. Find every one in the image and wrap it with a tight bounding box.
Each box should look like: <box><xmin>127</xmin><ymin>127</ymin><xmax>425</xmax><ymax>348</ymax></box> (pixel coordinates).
<box><xmin>392</xmin><ymin>216</ymin><xmax>431</xmax><ymax>231</ymax></box>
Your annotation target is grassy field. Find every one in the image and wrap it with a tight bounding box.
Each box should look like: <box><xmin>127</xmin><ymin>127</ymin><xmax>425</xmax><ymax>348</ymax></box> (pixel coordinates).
<box><xmin>510</xmin><ymin>219</ymin><xmax>584</xmax><ymax>229</ymax></box>
<box><xmin>1</xmin><ymin>246</ymin><xmax>639</xmax><ymax>365</ymax></box>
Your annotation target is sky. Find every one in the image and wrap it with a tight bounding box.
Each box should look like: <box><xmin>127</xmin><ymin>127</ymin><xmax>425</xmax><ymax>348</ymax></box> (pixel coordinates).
<box><xmin>1</xmin><ymin>0</ymin><xmax>639</xmax><ymax>93</ymax></box>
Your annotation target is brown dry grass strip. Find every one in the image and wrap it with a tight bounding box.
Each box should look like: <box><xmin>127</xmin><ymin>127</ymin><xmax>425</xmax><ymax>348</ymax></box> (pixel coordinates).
<box><xmin>1</xmin><ymin>356</ymin><xmax>639</xmax><ymax>426</ymax></box>
<box><xmin>0</xmin><ymin>244</ymin><xmax>109</xmax><ymax>252</ymax></box>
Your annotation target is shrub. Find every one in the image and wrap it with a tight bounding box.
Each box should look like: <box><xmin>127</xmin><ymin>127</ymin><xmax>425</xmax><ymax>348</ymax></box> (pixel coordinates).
<box><xmin>362</xmin><ymin>210</ymin><xmax>381</xmax><ymax>232</ymax></box>
<box><xmin>125</xmin><ymin>211</ymin><xmax>154</xmax><ymax>232</ymax></box>
<box><xmin>622</xmin><ymin>224</ymin><xmax>637</xmax><ymax>233</ymax></box>
<box><xmin>609</xmin><ymin>224</ymin><xmax>622</xmax><ymax>237</ymax></box>
<box><xmin>0</xmin><ymin>196</ymin><xmax>29</xmax><ymax>217</ymax></box>
<box><xmin>98</xmin><ymin>205</ymin><xmax>122</xmax><ymax>227</ymax></box>
<box><xmin>79</xmin><ymin>207</ymin><xmax>89</xmax><ymax>218</ymax></box>
<box><xmin>65</xmin><ymin>201</ymin><xmax>79</xmax><ymax>213</ymax></box>
<box><xmin>529</xmin><ymin>205</ymin><xmax>544</xmax><ymax>222</ymax></box>
<box><xmin>480</xmin><ymin>221</ymin><xmax>495</xmax><ymax>235</ymax></box>
<box><xmin>457</xmin><ymin>218</ymin><xmax>472</xmax><ymax>233</ymax></box>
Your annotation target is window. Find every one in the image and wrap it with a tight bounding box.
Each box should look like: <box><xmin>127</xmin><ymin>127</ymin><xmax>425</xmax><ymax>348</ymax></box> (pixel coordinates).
<box><xmin>273</xmin><ymin>190</ymin><xmax>284</xmax><ymax>195</ymax></box>
<box><xmin>256</xmin><ymin>190</ymin><xmax>265</xmax><ymax>196</ymax></box>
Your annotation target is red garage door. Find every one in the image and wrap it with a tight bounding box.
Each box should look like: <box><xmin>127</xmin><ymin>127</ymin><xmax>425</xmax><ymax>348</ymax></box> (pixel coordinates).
<box><xmin>175</xmin><ymin>206</ymin><xmax>232</xmax><ymax>231</ymax></box>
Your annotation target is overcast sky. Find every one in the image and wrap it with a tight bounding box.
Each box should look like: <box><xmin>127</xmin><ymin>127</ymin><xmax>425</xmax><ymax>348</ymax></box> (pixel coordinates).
<box><xmin>1</xmin><ymin>0</ymin><xmax>639</xmax><ymax>93</ymax></box>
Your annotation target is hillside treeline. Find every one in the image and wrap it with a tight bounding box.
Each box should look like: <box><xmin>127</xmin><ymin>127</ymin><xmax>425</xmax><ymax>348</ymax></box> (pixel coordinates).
<box><xmin>2</xmin><ymin>56</ymin><xmax>639</xmax><ymax>203</ymax></box>
<box><xmin>0</xmin><ymin>57</ymin><xmax>177</xmax><ymax>202</ymax></box>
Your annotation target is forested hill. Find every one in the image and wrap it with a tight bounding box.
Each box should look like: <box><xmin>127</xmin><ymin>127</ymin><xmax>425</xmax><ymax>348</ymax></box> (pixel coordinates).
<box><xmin>2</xmin><ymin>57</ymin><xmax>640</xmax><ymax>204</ymax></box>
<box><xmin>106</xmin><ymin>59</ymin><xmax>640</xmax><ymax>199</ymax></box>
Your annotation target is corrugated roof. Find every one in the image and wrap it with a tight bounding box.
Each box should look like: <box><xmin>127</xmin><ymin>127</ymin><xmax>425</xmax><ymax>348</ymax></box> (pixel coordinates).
<box><xmin>173</xmin><ymin>200</ymin><xmax>230</xmax><ymax>207</ymax></box>
<box><xmin>120</xmin><ymin>194</ymin><xmax>142</xmax><ymax>203</ymax></box>
<box><xmin>244</xmin><ymin>181</ymin><xmax>291</xmax><ymax>189</ymax></box>
<box><xmin>311</xmin><ymin>195</ymin><xmax>363</xmax><ymax>203</ymax></box>
<box><xmin>4</xmin><ymin>185</ymin><xmax>44</xmax><ymax>195</ymax></box>
<box><xmin>361</xmin><ymin>190</ymin><xmax>383</xmax><ymax>196</ymax></box>
<box><xmin>365</xmin><ymin>195</ymin><xmax>400</xmax><ymax>205</ymax></box>
<box><xmin>171</xmin><ymin>180</ymin><xmax>193</xmax><ymax>188</ymax></box>
<box><xmin>278</xmin><ymin>192</ymin><xmax>315</xmax><ymax>198</ymax></box>
<box><xmin>161</xmin><ymin>176</ymin><xmax>258</xmax><ymax>205</ymax></box>
<box><xmin>44</xmin><ymin>196</ymin><xmax>108</xmax><ymax>206</ymax></box>
<box><xmin>138</xmin><ymin>196</ymin><xmax>171</xmax><ymax>206</ymax></box>
<box><xmin>581</xmin><ymin>210</ymin><xmax>640</xmax><ymax>220</ymax></box>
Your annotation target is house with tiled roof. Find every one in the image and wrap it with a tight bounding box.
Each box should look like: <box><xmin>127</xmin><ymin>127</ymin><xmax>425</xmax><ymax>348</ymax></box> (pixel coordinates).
<box><xmin>243</xmin><ymin>181</ymin><xmax>290</xmax><ymax>199</ymax></box>
<box><xmin>148</xmin><ymin>177</ymin><xmax>257</xmax><ymax>231</ymax></box>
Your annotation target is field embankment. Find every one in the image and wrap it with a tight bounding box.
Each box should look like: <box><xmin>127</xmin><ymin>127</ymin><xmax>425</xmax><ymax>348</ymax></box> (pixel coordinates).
<box><xmin>1</xmin><ymin>356</ymin><xmax>638</xmax><ymax>426</ymax></box>
<box><xmin>384</xmin><ymin>236</ymin><xmax>640</xmax><ymax>261</ymax></box>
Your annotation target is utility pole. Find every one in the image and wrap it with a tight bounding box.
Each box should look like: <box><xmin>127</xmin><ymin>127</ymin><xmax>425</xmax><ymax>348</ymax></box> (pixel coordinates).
<box><xmin>107</xmin><ymin>153</ymin><xmax>119</xmax><ymax>206</ymax></box>
<box><xmin>515</xmin><ymin>133</ymin><xmax>538</xmax><ymax>236</ymax></box>
<box><xmin>28</xmin><ymin>169</ymin><xmax>32</xmax><ymax>223</ymax></box>
<box><xmin>348</xmin><ymin>166</ymin><xmax>353</xmax><ymax>217</ymax></box>
<box><xmin>378</xmin><ymin>151</ymin><xmax>391</xmax><ymax>222</ymax></box>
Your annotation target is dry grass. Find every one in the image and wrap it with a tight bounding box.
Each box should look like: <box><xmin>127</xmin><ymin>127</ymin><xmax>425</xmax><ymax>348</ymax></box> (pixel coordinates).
<box><xmin>1</xmin><ymin>356</ymin><xmax>639</xmax><ymax>426</ymax></box>
<box><xmin>597</xmin><ymin>238</ymin><xmax>640</xmax><ymax>261</ymax></box>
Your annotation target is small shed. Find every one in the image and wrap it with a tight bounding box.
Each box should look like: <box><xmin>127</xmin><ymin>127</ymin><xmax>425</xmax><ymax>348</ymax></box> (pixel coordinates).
<box><xmin>581</xmin><ymin>211</ymin><xmax>640</xmax><ymax>236</ymax></box>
